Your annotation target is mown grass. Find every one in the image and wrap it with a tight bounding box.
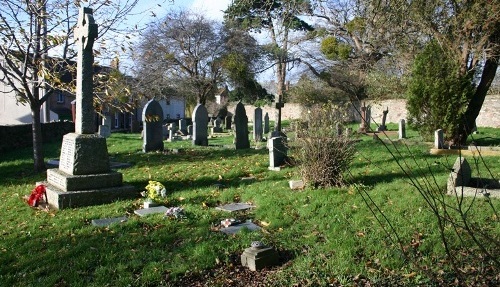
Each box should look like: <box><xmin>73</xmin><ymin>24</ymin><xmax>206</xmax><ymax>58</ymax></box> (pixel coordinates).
<box><xmin>0</xmin><ymin>125</ymin><xmax>498</xmax><ymax>286</ymax></box>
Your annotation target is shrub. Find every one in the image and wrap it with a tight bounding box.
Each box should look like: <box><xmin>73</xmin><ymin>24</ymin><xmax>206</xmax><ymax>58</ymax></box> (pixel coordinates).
<box><xmin>294</xmin><ymin>104</ymin><xmax>356</xmax><ymax>188</ymax></box>
<box><xmin>406</xmin><ymin>40</ymin><xmax>474</xmax><ymax>142</ymax></box>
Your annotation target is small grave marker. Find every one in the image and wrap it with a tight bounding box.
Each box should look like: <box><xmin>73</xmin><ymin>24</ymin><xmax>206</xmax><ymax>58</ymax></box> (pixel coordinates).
<box><xmin>91</xmin><ymin>216</ymin><xmax>127</xmax><ymax>227</ymax></box>
<box><xmin>220</xmin><ymin>221</ymin><xmax>261</xmax><ymax>235</ymax></box>
<box><xmin>216</xmin><ymin>202</ymin><xmax>256</xmax><ymax>212</ymax></box>
<box><xmin>241</xmin><ymin>241</ymin><xmax>279</xmax><ymax>271</ymax></box>
<box><xmin>134</xmin><ymin>206</ymin><xmax>168</xmax><ymax>217</ymax></box>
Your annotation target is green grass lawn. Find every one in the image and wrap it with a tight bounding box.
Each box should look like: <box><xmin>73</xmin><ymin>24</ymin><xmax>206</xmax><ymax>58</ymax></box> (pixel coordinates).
<box><xmin>0</xmin><ymin>127</ymin><xmax>498</xmax><ymax>286</ymax></box>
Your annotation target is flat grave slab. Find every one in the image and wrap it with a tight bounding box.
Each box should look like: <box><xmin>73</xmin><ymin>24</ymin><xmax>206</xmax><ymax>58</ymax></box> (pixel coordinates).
<box><xmin>220</xmin><ymin>221</ymin><xmax>261</xmax><ymax>235</ymax></box>
<box><xmin>91</xmin><ymin>216</ymin><xmax>127</xmax><ymax>227</ymax></box>
<box><xmin>134</xmin><ymin>206</ymin><xmax>168</xmax><ymax>217</ymax></box>
<box><xmin>216</xmin><ymin>202</ymin><xmax>255</xmax><ymax>212</ymax></box>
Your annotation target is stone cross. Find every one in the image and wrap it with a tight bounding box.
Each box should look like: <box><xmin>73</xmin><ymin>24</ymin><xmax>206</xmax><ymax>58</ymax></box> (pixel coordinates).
<box><xmin>271</xmin><ymin>101</ymin><xmax>285</xmax><ymax>137</ymax></box>
<box><xmin>74</xmin><ymin>7</ymin><xmax>98</xmax><ymax>134</ymax></box>
<box><xmin>358</xmin><ymin>102</ymin><xmax>368</xmax><ymax>133</ymax></box>
<box><xmin>378</xmin><ymin>107</ymin><xmax>389</xmax><ymax>131</ymax></box>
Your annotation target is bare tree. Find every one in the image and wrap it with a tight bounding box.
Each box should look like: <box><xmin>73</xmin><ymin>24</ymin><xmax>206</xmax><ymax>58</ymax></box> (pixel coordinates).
<box><xmin>134</xmin><ymin>10</ymin><xmax>225</xmax><ymax>107</ymax></box>
<box><xmin>0</xmin><ymin>0</ymin><xmax>138</xmax><ymax>172</ymax></box>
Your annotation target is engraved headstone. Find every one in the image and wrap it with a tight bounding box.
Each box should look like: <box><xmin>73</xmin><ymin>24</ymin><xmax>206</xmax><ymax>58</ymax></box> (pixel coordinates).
<box><xmin>192</xmin><ymin>103</ymin><xmax>209</xmax><ymax>146</ymax></box>
<box><xmin>142</xmin><ymin>99</ymin><xmax>164</xmax><ymax>152</ymax></box>
<box><xmin>234</xmin><ymin>102</ymin><xmax>250</xmax><ymax>149</ymax></box>
<box><xmin>268</xmin><ymin>136</ymin><xmax>287</xmax><ymax>171</ymax></box>
<box><xmin>253</xmin><ymin>107</ymin><xmax>263</xmax><ymax>142</ymax></box>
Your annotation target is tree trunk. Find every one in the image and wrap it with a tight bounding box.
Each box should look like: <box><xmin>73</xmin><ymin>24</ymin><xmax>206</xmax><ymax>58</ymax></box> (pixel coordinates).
<box><xmin>32</xmin><ymin>101</ymin><xmax>46</xmax><ymax>173</ymax></box>
<box><xmin>456</xmin><ymin>57</ymin><xmax>498</xmax><ymax>145</ymax></box>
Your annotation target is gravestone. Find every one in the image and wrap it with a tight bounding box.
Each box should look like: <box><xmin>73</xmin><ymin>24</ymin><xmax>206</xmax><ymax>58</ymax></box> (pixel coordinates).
<box><xmin>268</xmin><ymin>136</ymin><xmax>287</xmax><ymax>171</ymax></box>
<box><xmin>212</xmin><ymin>117</ymin><xmax>223</xmax><ymax>134</ymax></box>
<box><xmin>192</xmin><ymin>103</ymin><xmax>209</xmax><ymax>146</ymax></box>
<box><xmin>264</xmin><ymin>112</ymin><xmax>270</xmax><ymax>134</ymax></box>
<box><xmin>44</xmin><ymin>7</ymin><xmax>136</xmax><ymax>209</ymax></box>
<box><xmin>435</xmin><ymin>129</ymin><xmax>444</xmax><ymax>149</ymax></box>
<box><xmin>377</xmin><ymin>108</ymin><xmax>389</xmax><ymax>131</ymax></box>
<box><xmin>216</xmin><ymin>202</ymin><xmax>256</xmax><ymax>212</ymax></box>
<box><xmin>225</xmin><ymin>115</ymin><xmax>232</xmax><ymax>130</ymax></box>
<box><xmin>253</xmin><ymin>107</ymin><xmax>263</xmax><ymax>142</ymax></box>
<box><xmin>234</xmin><ymin>102</ymin><xmax>250</xmax><ymax>149</ymax></box>
<box><xmin>447</xmin><ymin>157</ymin><xmax>471</xmax><ymax>192</ymax></box>
<box><xmin>358</xmin><ymin>103</ymin><xmax>368</xmax><ymax>133</ymax></box>
<box><xmin>187</xmin><ymin>125</ymin><xmax>193</xmax><ymax>136</ymax></box>
<box><xmin>398</xmin><ymin>119</ymin><xmax>406</xmax><ymax>139</ymax></box>
<box><xmin>134</xmin><ymin>206</ymin><xmax>168</xmax><ymax>217</ymax></box>
<box><xmin>241</xmin><ymin>241</ymin><xmax>279</xmax><ymax>271</ymax></box>
<box><xmin>142</xmin><ymin>99</ymin><xmax>164</xmax><ymax>152</ymax></box>
<box><xmin>98</xmin><ymin>115</ymin><xmax>111</xmax><ymax>138</ymax></box>
<box><xmin>91</xmin><ymin>216</ymin><xmax>127</xmax><ymax>227</ymax></box>
<box><xmin>220</xmin><ymin>221</ymin><xmax>261</xmax><ymax>235</ymax></box>
<box><xmin>179</xmin><ymin>119</ymin><xmax>187</xmax><ymax>135</ymax></box>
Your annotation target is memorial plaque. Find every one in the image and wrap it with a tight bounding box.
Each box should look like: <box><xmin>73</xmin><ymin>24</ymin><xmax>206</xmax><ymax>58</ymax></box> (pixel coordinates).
<box><xmin>59</xmin><ymin>136</ymin><xmax>76</xmax><ymax>172</ymax></box>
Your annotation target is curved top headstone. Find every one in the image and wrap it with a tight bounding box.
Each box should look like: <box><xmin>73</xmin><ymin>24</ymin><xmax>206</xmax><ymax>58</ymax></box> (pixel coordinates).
<box><xmin>142</xmin><ymin>99</ymin><xmax>164</xmax><ymax>152</ymax></box>
<box><xmin>192</xmin><ymin>103</ymin><xmax>209</xmax><ymax>146</ymax></box>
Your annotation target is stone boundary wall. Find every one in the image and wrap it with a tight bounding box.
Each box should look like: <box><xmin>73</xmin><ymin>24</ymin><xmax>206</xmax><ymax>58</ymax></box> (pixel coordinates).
<box><xmin>0</xmin><ymin>121</ymin><xmax>74</xmax><ymax>154</ymax></box>
<box><xmin>228</xmin><ymin>95</ymin><xmax>500</xmax><ymax>128</ymax></box>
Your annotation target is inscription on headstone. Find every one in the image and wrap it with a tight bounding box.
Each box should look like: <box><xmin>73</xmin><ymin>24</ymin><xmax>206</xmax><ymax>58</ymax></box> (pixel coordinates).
<box><xmin>59</xmin><ymin>138</ymin><xmax>75</xmax><ymax>172</ymax></box>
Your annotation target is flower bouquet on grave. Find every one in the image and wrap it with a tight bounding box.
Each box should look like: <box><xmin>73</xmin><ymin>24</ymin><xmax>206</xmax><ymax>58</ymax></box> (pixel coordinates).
<box><xmin>141</xmin><ymin>181</ymin><xmax>167</xmax><ymax>207</ymax></box>
<box><xmin>26</xmin><ymin>184</ymin><xmax>47</xmax><ymax>207</ymax></box>
<box><xmin>164</xmin><ymin>207</ymin><xmax>186</xmax><ymax>219</ymax></box>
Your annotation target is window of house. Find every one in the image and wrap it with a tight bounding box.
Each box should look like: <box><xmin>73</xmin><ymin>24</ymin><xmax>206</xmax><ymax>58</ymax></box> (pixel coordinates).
<box><xmin>57</xmin><ymin>93</ymin><xmax>65</xmax><ymax>103</ymax></box>
<box><xmin>114</xmin><ymin>112</ymin><xmax>119</xmax><ymax>128</ymax></box>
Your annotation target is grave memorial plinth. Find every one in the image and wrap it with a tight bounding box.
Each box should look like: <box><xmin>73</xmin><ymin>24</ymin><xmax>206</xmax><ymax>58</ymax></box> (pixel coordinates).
<box><xmin>241</xmin><ymin>241</ymin><xmax>279</xmax><ymax>271</ymax></box>
<box><xmin>44</xmin><ymin>7</ymin><xmax>136</xmax><ymax>209</ymax></box>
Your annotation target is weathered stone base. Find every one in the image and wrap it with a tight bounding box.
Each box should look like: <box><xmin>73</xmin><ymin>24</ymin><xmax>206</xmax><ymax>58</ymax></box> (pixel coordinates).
<box><xmin>241</xmin><ymin>246</ymin><xmax>279</xmax><ymax>271</ymax></box>
<box><xmin>43</xmin><ymin>182</ymin><xmax>138</xmax><ymax>209</ymax></box>
<box><xmin>47</xmin><ymin>168</ymin><xmax>123</xmax><ymax>191</ymax></box>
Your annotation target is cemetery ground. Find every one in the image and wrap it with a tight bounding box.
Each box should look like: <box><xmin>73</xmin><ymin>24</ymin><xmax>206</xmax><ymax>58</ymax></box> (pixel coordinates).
<box><xmin>0</xmin><ymin>124</ymin><xmax>499</xmax><ymax>286</ymax></box>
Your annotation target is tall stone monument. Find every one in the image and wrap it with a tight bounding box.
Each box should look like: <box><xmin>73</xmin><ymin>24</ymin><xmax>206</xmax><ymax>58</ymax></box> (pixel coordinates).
<box><xmin>44</xmin><ymin>7</ymin><xmax>136</xmax><ymax>209</ymax></box>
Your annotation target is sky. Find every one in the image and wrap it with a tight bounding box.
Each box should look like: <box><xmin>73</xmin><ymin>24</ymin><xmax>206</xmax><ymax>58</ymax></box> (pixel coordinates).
<box><xmin>129</xmin><ymin>0</ymin><xmax>231</xmax><ymax>27</ymax></box>
<box><xmin>110</xmin><ymin>0</ymin><xmax>232</xmax><ymax>72</ymax></box>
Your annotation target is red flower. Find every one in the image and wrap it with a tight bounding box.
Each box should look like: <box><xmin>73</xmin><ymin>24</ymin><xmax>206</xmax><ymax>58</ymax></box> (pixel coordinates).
<box><xmin>28</xmin><ymin>184</ymin><xmax>47</xmax><ymax>207</ymax></box>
